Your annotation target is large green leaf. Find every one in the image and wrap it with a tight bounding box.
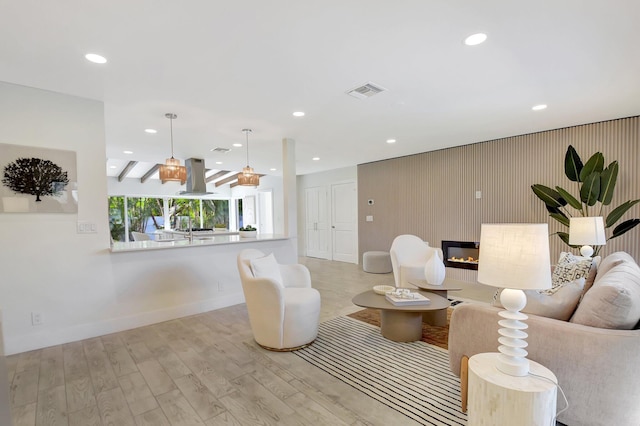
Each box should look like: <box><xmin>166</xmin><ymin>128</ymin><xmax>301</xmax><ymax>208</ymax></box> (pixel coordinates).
<box><xmin>579</xmin><ymin>172</ymin><xmax>601</xmax><ymax>206</ymax></box>
<box><xmin>557</xmin><ymin>231</ymin><xmax>571</xmax><ymax>246</ymax></box>
<box><xmin>549</xmin><ymin>212</ymin><xmax>570</xmax><ymax>227</ymax></box>
<box><xmin>531</xmin><ymin>184</ymin><xmax>567</xmax><ymax>208</ymax></box>
<box><xmin>610</xmin><ymin>219</ymin><xmax>640</xmax><ymax>239</ymax></box>
<box><xmin>579</xmin><ymin>152</ymin><xmax>605</xmax><ymax>181</ymax></box>
<box><xmin>564</xmin><ymin>145</ymin><xmax>583</xmax><ymax>182</ymax></box>
<box><xmin>606</xmin><ymin>200</ymin><xmax>640</xmax><ymax>227</ymax></box>
<box><xmin>598</xmin><ymin>161</ymin><xmax>619</xmax><ymax>205</ymax></box>
<box><xmin>555</xmin><ymin>186</ymin><xmax>582</xmax><ymax>210</ymax></box>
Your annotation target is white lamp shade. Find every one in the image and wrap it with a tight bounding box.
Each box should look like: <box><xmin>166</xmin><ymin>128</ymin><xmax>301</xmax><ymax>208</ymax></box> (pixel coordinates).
<box><xmin>477</xmin><ymin>223</ymin><xmax>552</xmax><ymax>291</ymax></box>
<box><xmin>569</xmin><ymin>216</ymin><xmax>606</xmax><ymax>246</ymax></box>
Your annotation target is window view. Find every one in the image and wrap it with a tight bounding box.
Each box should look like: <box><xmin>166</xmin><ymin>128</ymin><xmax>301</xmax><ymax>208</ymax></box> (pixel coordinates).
<box><xmin>108</xmin><ymin>196</ymin><xmax>231</xmax><ymax>242</ymax></box>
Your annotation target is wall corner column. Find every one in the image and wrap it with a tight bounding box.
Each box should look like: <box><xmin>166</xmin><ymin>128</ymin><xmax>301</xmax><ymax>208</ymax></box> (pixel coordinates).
<box><xmin>282</xmin><ymin>138</ymin><xmax>297</xmax><ymax>245</ymax></box>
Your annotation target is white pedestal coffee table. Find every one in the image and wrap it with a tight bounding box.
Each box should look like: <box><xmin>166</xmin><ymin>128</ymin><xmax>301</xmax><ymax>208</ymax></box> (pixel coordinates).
<box><xmin>351</xmin><ymin>290</ymin><xmax>449</xmax><ymax>342</ymax></box>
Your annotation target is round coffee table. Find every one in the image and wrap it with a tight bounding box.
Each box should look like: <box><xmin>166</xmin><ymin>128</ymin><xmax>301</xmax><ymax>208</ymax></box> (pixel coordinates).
<box><xmin>352</xmin><ymin>290</ymin><xmax>450</xmax><ymax>342</ymax></box>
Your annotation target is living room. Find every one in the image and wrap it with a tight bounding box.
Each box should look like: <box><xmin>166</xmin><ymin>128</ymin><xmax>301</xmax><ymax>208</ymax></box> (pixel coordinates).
<box><xmin>1</xmin><ymin>2</ymin><xmax>640</xmax><ymax>425</ymax></box>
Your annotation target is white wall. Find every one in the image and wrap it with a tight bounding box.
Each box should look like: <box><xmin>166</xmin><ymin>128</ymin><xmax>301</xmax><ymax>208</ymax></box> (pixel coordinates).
<box><xmin>296</xmin><ymin>166</ymin><xmax>357</xmax><ymax>254</ymax></box>
<box><xmin>0</xmin><ymin>82</ymin><xmax>295</xmax><ymax>355</ymax></box>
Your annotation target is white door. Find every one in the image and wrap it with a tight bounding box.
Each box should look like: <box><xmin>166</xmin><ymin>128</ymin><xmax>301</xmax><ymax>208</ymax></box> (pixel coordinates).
<box><xmin>331</xmin><ymin>181</ymin><xmax>358</xmax><ymax>263</ymax></box>
<box><xmin>305</xmin><ymin>187</ymin><xmax>330</xmax><ymax>259</ymax></box>
<box><xmin>257</xmin><ymin>190</ymin><xmax>274</xmax><ymax>234</ymax></box>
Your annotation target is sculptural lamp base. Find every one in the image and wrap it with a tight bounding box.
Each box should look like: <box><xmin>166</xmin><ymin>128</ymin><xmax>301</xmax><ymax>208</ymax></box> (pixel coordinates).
<box><xmin>579</xmin><ymin>245</ymin><xmax>594</xmax><ymax>258</ymax></box>
<box><xmin>497</xmin><ymin>288</ymin><xmax>530</xmax><ymax>377</ymax></box>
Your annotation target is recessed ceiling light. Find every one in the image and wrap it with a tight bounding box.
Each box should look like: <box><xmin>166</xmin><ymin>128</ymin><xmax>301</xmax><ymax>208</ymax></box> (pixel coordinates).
<box><xmin>109</xmin><ymin>166</ymin><xmax>117</xmax><ymax>169</ymax></box>
<box><xmin>386</xmin><ymin>139</ymin><xmax>397</xmax><ymax>144</ymax></box>
<box><xmin>85</xmin><ymin>53</ymin><xmax>107</xmax><ymax>64</ymax></box>
<box><xmin>123</xmin><ymin>150</ymin><xmax>133</xmax><ymax>154</ymax></box>
<box><xmin>532</xmin><ymin>104</ymin><xmax>548</xmax><ymax>111</ymax></box>
<box><xmin>233</xmin><ymin>143</ymin><xmax>242</xmax><ymax>147</ymax></box>
<box><xmin>270</xmin><ymin>168</ymin><xmax>277</xmax><ymax>171</ymax></box>
<box><xmin>464</xmin><ymin>33</ymin><xmax>487</xmax><ymax>46</ymax></box>
<box><xmin>144</xmin><ymin>129</ymin><xmax>157</xmax><ymax>134</ymax></box>
<box><xmin>215</xmin><ymin>161</ymin><xmax>223</xmax><ymax>165</ymax></box>
<box><xmin>312</xmin><ymin>157</ymin><xmax>320</xmax><ymax>161</ymax></box>
<box><xmin>293</xmin><ymin>111</ymin><xmax>305</xmax><ymax>117</ymax></box>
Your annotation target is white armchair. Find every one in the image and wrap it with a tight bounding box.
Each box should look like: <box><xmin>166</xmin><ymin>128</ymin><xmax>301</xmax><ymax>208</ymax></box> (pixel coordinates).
<box><xmin>390</xmin><ymin>234</ymin><xmax>444</xmax><ymax>287</ymax></box>
<box><xmin>237</xmin><ymin>249</ymin><xmax>321</xmax><ymax>351</ymax></box>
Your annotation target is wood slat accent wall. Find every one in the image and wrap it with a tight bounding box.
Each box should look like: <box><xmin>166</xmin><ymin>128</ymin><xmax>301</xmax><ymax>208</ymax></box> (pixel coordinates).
<box><xmin>358</xmin><ymin>116</ymin><xmax>640</xmax><ymax>282</ymax></box>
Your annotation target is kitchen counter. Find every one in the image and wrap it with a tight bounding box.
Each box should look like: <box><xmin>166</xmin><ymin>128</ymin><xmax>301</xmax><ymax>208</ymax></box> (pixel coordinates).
<box><xmin>111</xmin><ymin>234</ymin><xmax>289</xmax><ymax>253</ymax></box>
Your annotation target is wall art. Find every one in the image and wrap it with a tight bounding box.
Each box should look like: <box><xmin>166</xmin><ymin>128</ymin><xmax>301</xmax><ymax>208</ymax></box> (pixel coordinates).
<box><xmin>0</xmin><ymin>143</ymin><xmax>77</xmax><ymax>213</ymax></box>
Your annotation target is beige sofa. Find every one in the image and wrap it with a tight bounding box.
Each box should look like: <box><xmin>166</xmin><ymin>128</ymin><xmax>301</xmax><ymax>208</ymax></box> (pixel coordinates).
<box><xmin>448</xmin><ymin>251</ymin><xmax>640</xmax><ymax>426</ymax></box>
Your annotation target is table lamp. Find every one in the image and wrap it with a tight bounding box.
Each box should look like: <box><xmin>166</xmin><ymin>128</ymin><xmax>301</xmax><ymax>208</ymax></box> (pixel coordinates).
<box><xmin>477</xmin><ymin>223</ymin><xmax>552</xmax><ymax>377</ymax></box>
<box><xmin>569</xmin><ymin>216</ymin><xmax>606</xmax><ymax>257</ymax></box>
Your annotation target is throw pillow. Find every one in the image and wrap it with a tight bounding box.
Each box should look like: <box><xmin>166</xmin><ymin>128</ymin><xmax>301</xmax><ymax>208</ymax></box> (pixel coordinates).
<box><xmin>571</xmin><ymin>255</ymin><xmax>640</xmax><ymax>329</ymax></box>
<box><xmin>492</xmin><ymin>278</ymin><xmax>585</xmax><ymax>321</ymax></box>
<box><xmin>593</xmin><ymin>251</ymin><xmax>629</xmax><ymax>283</ymax></box>
<box><xmin>250</xmin><ymin>253</ymin><xmax>283</xmax><ymax>287</ymax></box>
<box><xmin>541</xmin><ymin>252</ymin><xmax>592</xmax><ymax>295</ymax></box>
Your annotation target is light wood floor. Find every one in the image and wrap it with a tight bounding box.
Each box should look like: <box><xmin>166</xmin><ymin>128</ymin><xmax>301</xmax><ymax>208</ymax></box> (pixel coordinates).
<box><xmin>6</xmin><ymin>258</ymin><xmax>476</xmax><ymax>426</ymax></box>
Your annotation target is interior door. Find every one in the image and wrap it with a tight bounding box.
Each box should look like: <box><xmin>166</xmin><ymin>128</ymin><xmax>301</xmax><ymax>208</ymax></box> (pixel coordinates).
<box><xmin>305</xmin><ymin>187</ymin><xmax>330</xmax><ymax>259</ymax></box>
<box><xmin>331</xmin><ymin>181</ymin><xmax>358</xmax><ymax>263</ymax></box>
<box><xmin>257</xmin><ymin>190</ymin><xmax>274</xmax><ymax>234</ymax></box>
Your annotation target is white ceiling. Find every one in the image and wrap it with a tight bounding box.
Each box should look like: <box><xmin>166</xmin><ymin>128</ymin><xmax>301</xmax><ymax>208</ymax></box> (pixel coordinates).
<box><xmin>1</xmin><ymin>1</ymin><xmax>639</xmax><ymax>180</ymax></box>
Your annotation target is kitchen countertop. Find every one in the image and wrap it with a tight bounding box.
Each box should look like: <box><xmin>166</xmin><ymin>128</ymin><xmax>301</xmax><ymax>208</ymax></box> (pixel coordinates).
<box><xmin>110</xmin><ymin>234</ymin><xmax>289</xmax><ymax>253</ymax></box>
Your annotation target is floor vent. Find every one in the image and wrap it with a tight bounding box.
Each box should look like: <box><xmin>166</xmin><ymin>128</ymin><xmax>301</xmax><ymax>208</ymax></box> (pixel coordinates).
<box><xmin>347</xmin><ymin>82</ymin><xmax>387</xmax><ymax>99</ymax></box>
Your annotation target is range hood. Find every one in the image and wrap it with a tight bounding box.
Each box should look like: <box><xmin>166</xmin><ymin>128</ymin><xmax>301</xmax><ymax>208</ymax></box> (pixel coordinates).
<box><xmin>178</xmin><ymin>158</ymin><xmax>214</xmax><ymax>195</ymax></box>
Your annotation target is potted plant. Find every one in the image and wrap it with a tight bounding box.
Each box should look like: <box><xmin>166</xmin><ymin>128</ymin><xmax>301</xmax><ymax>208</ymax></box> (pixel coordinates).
<box><xmin>214</xmin><ymin>223</ymin><xmax>227</xmax><ymax>232</ymax></box>
<box><xmin>239</xmin><ymin>225</ymin><xmax>257</xmax><ymax>238</ymax></box>
<box><xmin>531</xmin><ymin>145</ymin><xmax>640</xmax><ymax>255</ymax></box>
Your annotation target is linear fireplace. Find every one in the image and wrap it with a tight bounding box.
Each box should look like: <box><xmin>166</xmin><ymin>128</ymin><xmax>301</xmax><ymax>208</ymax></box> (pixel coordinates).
<box><xmin>442</xmin><ymin>240</ymin><xmax>480</xmax><ymax>270</ymax></box>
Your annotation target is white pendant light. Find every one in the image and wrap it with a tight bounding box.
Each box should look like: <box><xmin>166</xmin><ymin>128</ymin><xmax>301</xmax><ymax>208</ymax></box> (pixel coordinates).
<box><xmin>159</xmin><ymin>113</ymin><xmax>187</xmax><ymax>184</ymax></box>
<box><xmin>237</xmin><ymin>128</ymin><xmax>259</xmax><ymax>186</ymax></box>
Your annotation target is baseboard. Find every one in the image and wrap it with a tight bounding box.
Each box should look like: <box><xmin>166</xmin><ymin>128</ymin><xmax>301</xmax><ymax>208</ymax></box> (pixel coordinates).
<box><xmin>5</xmin><ymin>293</ymin><xmax>246</xmax><ymax>355</ymax></box>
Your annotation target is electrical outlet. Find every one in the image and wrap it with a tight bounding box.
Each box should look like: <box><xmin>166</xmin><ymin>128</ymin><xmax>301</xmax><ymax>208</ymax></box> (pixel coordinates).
<box><xmin>31</xmin><ymin>312</ymin><xmax>43</xmax><ymax>326</ymax></box>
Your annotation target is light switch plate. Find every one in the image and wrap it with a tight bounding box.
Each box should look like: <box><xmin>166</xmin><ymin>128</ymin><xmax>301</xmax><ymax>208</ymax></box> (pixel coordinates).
<box><xmin>366</xmin><ymin>215</ymin><xmax>373</xmax><ymax>222</ymax></box>
<box><xmin>77</xmin><ymin>221</ymin><xmax>97</xmax><ymax>234</ymax></box>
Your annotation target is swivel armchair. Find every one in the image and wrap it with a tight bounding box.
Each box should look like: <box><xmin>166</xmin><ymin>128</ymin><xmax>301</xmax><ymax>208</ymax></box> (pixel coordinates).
<box><xmin>237</xmin><ymin>249</ymin><xmax>321</xmax><ymax>351</ymax></box>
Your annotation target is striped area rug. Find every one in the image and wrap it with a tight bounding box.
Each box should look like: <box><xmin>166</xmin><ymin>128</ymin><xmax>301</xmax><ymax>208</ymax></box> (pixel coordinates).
<box><xmin>294</xmin><ymin>316</ymin><xmax>467</xmax><ymax>426</ymax></box>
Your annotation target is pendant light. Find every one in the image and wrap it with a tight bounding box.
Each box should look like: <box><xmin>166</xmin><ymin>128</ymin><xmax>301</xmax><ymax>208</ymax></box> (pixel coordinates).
<box><xmin>237</xmin><ymin>128</ymin><xmax>259</xmax><ymax>186</ymax></box>
<box><xmin>159</xmin><ymin>113</ymin><xmax>187</xmax><ymax>184</ymax></box>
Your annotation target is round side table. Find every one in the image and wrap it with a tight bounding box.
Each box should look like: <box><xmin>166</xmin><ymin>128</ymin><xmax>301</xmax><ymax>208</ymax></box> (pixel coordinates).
<box><xmin>468</xmin><ymin>353</ymin><xmax>557</xmax><ymax>426</ymax></box>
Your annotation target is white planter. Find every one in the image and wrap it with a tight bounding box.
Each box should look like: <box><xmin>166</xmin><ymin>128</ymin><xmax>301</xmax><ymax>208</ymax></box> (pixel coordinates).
<box><xmin>239</xmin><ymin>230</ymin><xmax>257</xmax><ymax>238</ymax></box>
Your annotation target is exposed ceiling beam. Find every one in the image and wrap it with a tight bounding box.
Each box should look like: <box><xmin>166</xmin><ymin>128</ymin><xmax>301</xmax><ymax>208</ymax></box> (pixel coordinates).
<box><xmin>118</xmin><ymin>161</ymin><xmax>138</xmax><ymax>182</ymax></box>
<box><xmin>140</xmin><ymin>164</ymin><xmax>161</xmax><ymax>183</ymax></box>
<box><xmin>215</xmin><ymin>174</ymin><xmax>239</xmax><ymax>187</ymax></box>
<box><xmin>206</xmin><ymin>170</ymin><xmax>231</xmax><ymax>183</ymax></box>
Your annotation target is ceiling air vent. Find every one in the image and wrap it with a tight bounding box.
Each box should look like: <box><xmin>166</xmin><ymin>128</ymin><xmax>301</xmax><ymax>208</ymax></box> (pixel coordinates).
<box><xmin>347</xmin><ymin>82</ymin><xmax>387</xmax><ymax>99</ymax></box>
<box><xmin>211</xmin><ymin>147</ymin><xmax>230</xmax><ymax>153</ymax></box>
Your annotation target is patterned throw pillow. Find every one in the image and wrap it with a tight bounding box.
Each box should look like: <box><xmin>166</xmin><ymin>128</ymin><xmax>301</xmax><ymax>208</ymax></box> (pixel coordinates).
<box><xmin>540</xmin><ymin>252</ymin><xmax>592</xmax><ymax>295</ymax></box>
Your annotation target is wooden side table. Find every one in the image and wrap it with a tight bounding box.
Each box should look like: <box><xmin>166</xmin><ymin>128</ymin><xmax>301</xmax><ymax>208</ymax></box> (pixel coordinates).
<box><xmin>468</xmin><ymin>353</ymin><xmax>557</xmax><ymax>426</ymax></box>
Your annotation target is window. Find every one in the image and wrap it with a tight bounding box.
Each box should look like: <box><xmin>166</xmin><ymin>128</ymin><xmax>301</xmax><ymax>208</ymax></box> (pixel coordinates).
<box><xmin>108</xmin><ymin>196</ymin><xmax>231</xmax><ymax>242</ymax></box>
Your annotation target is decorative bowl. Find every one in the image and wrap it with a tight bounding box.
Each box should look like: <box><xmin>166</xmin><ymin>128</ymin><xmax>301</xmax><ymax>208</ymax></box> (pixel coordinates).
<box><xmin>373</xmin><ymin>285</ymin><xmax>396</xmax><ymax>295</ymax></box>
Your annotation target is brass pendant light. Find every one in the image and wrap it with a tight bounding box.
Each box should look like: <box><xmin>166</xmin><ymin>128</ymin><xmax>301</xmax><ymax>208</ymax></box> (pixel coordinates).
<box><xmin>159</xmin><ymin>113</ymin><xmax>187</xmax><ymax>184</ymax></box>
<box><xmin>237</xmin><ymin>128</ymin><xmax>259</xmax><ymax>186</ymax></box>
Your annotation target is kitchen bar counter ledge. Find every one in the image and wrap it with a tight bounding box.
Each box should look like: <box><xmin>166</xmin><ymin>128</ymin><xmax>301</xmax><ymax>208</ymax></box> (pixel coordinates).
<box><xmin>110</xmin><ymin>234</ymin><xmax>289</xmax><ymax>253</ymax></box>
